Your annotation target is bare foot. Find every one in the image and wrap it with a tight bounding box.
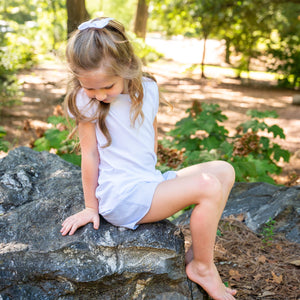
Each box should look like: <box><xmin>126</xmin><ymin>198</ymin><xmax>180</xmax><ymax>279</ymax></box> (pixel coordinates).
<box><xmin>186</xmin><ymin>260</ymin><xmax>237</xmax><ymax>300</ymax></box>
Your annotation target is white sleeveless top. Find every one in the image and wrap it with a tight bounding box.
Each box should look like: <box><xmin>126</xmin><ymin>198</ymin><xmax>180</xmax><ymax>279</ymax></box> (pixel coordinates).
<box><xmin>74</xmin><ymin>78</ymin><xmax>177</xmax><ymax>229</ymax></box>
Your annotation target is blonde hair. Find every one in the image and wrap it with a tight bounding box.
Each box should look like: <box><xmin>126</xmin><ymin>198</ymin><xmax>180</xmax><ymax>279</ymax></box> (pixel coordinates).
<box><xmin>64</xmin><ymin>17</ymin><xmax>148</xmax><ymax>147</ymax></box>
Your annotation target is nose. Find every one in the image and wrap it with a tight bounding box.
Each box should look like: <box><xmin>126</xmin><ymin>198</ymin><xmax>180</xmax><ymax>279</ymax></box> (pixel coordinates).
<box><xmin>94</xmin><ymin>90</ymin><xmax>106</xmax><ymax>101</ymax></box>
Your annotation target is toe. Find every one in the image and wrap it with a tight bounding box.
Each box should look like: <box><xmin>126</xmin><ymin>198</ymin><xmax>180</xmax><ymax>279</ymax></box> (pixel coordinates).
<box><xmin>226</xmin><ymin>287</ymin><xmax>237</xmax><ymax>295</ymax></box>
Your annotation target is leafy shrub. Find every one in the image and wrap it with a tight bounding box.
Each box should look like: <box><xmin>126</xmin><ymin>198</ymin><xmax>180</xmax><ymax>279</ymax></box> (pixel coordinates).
<box><xmin>0</xmin><ymin>126</ymin><xmax>10</xmax><ymax>152</ymax></box>
<box><xmin>261</xmin><ymin>217</ymin><xmax>276</xmax><ymax>246</ymax></box>
<box><xmin>33</xmin><ymin>115</ymin><xmax>81</xmax><ymax>166</ymax></box>
<box><xmin>159</xmin><ymin>101</ymin><xmax>290</xmax><ymax>184</ymax></box>
<box><xmin>128</xmin><ymin>32</ymin><xmax>163</xmax><ymax>64</ymax></box>
<box><xmin>0</xmin><ymin>47</ymin><xmax>24</xmax><ymax>108</ymax></box>
<box><xmin>0</xmin><ymin>18</ymin><xmax>38</xmax><ymax>109</ymax></box>
<box><xmin>33</xmin><ymin>102</ymin><xmax>290</xmax><ymax>184</ymax></box>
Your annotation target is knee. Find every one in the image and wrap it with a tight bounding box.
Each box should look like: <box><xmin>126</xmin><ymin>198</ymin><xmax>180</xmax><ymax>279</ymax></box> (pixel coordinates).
<box><xmin>224</xmin><ymin>161</ymin><xmax>235</xmax><ymax>185</ymax></box>
<box><xmin>215</xmin><ymin>160</ymin><xmax>235</xmax><ymax>188</ymax></box>
<box><xmin>193</xmin><ymin>173</ymin><xmax>223</xmax><ymax>204</ymax></box>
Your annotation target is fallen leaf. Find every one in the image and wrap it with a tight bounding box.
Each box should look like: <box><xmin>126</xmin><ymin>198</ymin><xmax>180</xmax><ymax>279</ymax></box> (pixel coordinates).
<box><xmin>254</xmin><ymin>274</ymin><xmax>262</xmax><ymax>281</ymax></box>
<box><xmin>288</xmin><ymin>259</ymin><xmax>300</xmax><ymax>266</ymax></box>
<box><xmin>271</xmin><ymin>271</ymin><xmax>283</xmax><ymax>284</ymax></box>
<box><xmin>229</xmin><ymin>269</ymin><xmax>242</xmax><ymax>281</ymax></box>
<box><xmin>260</xmin><ymin>291</ymin><xmax>276</xmax><ymax>297</ymax></box>
<box><xmin>23</xmin><ymin>119</ymin><xmax>31</xmax><ymax>131</ymax></box>
<box><xmin>53</xmin><ymin>104</ymin><xmax>64</xmax><ymax>116</ymax></box>
<box><xmin>236</xmin><ymin>213</ymin><xmax>245</xmax><ymax>222</ymax></box>
<box><xmin>258</xmin><ymin>255</ymin><xmax>267</xmax><ymax>264</ymax></box>
<box><xmin>228</xmin><ymin>213</ymin><xmax>245</xmax><ymax>222</ymax></box>
<box><xmin>268</xmin><ymin>260</ymin><xmax>277</xmax><ymax>264</ymax></box>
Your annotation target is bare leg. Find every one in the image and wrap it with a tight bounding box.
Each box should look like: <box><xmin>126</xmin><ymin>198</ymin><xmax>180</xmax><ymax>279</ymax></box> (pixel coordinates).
<box><xmin>185</xmin><ymin>246</ymin><xmax>193</xmax><ymax>265</ymax></box>
<box><xmin>139</xmin><ymin>161</ymin><xmax>237</xmax><ymax>300</ymax></box>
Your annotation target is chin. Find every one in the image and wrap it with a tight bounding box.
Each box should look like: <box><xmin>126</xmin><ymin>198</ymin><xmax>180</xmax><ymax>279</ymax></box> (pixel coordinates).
<box><xmin>101</xmin><ymin>99</ymin><xmax>111</xmax><ymax>103</ymax></box>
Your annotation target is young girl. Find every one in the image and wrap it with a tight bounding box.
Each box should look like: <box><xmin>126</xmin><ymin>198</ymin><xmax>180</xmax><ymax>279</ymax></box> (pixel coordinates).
<box><xmin>60</xmin><ymin>17</ymin><xmax>237</xmax><ymax>300</ymax></box>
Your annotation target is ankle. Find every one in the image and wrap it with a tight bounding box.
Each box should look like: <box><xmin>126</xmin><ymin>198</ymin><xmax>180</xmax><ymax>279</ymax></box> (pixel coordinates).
<box><xmin>188</xmin><ymin>259</ymin><xmax>215</xmax><ymax>275</ymax></box>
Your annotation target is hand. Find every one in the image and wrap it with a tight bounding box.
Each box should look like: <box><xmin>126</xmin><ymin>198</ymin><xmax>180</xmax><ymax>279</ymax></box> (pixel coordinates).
<box><xmin>60</xmin><ymin>207</ymin><xmax>100</xmax><ymax>236</ymax></box>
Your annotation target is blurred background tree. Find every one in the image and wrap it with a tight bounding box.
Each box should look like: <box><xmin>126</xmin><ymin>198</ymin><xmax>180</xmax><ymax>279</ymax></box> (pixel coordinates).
<box><xmin>67</xmin><ymin>0</ymin><xmax>89</xmax><ymax>36</ymax></box>
<box><xmin>134</xmin><ymin>0</ymin><xmax>149</xmax><ymax>39</ymax></box>
<box><xmin>150</xmin><ymin>0</ymin><xmax>300</xmax><ymax>86</ymax></box>
<box><xmin>0</xmin><ymin>0</ymin><xmax>299</xmax><ymax>124</ymax></box>
<box><xmin>1</xmin><ymin>0</ymin><xmax>299</xmax><ymax>92</ymax></box>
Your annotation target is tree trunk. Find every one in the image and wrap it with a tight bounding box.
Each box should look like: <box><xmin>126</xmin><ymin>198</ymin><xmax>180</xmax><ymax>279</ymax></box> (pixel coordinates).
<box><xmin>133</xmin><ymin>0</ymin><xmax>149</xmax><ymax>39</ymax></box>
<box><xmin>51</xmin><ymin>0</ymin><xmax>57</xmax><ymax>49</ymax></box>
<box><xmin>201</xmin><ymin>36</ymin><xmax>207</xmax><ymax>78</ymax></box>
<box><xmin>66</xmin><ymin>0</ymin><xmax>90</xmax><ymax>37</ymax></box>
<box><xmin>225</xmin><ymin>37</ymin><xmax>231</xmax><ymax>65</ymax></box>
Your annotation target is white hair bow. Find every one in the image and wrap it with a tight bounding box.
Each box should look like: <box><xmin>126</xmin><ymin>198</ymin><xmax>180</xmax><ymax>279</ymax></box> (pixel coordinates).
<box><xmin>78</xmin><ymin>18</ymin><xmax>114</xmax><ymax>31</ymax></box>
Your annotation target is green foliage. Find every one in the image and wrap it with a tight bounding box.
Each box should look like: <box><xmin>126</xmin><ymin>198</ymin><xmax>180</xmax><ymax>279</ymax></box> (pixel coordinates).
<box><xmin>128</xmin><ymin>32</ymin><xmax>163</xmax><ymax>64</ymax></box>
<box><xmin>0</xmin><ymin>126</ymin><xmax>10</xmax><ymax>152</ymax></box>
<box><xmin>0</xmin><ymin>40</ymin><xmax>34</xmax><ymax>107</ymax></box>
<box><xmin>1</xmin><ymin>0</ymin><xmax>67</xmax><ymax>52</ymax></box>
<box><xmin>266</xmin><ymin>3</ymin><xmax>300</xmax><ymax>88</ymax></box>
<box><xmin>162</xmin><ymin>102</ymin><xmax>290</xmax><ymax>183</ymax></box>
<box><xmin>261</xmin><ymin>217</ymin><xmax>276</xmax><ymax>246</ymax></box>
<box><xmin>87</xmin><ymin>0</ymin><xmax>137</xmax><ymax>30</ymax></box>
<box><xmin>0</xmin><ymin>0</ymin><xmax>67</xmax><ymax>109</ymax></box>
<box><xmin>33</xmin><ymin>116</ymin><xmax>81</xmax><ymax>166</ymax></box>
<box><xmin>150</xmin><ymin>0</ymin><xmax>300</xmax><ymax>87</ymax></box>
<box><xmin>168</xmin><ymin>102</ymin><xmax>228</xmax><ymax>152</ymax></box>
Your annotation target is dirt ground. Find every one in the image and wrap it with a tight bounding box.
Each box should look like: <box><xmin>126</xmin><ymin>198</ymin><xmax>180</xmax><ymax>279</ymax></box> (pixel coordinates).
<box><xmin>182</xmin><ymin>219</ymin><xmax>300</xmax><ymax>300</ymax></box>
<box><xmin>0</xmin><ymin>57</ymin><xmax>299</xmax><ymax>299</ymax></box>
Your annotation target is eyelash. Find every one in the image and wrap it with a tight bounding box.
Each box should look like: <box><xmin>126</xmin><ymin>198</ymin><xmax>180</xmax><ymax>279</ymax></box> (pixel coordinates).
<box><xmin>85</xmin><ymin>84</ymin><xmax>114</xmax><ymax>91</ymax></box>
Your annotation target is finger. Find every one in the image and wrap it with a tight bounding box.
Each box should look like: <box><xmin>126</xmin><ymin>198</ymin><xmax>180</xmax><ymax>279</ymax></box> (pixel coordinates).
<box><xmin>60</xmin><ymin>221</ymin><xmax>69</xmax><ymax>232</ymax></box>
<box><xmin>61</xmin><ymin>217</ymin><xmax>72</xmax><ymax>227</ymax></box>
<box><xmin>61</xmin><ymin>219</ymin><xmax>72</xmax><ymax>232</ymax></box>
<box><xmin>61</xmin><ymin>220</ymin><xmax>75</xmax><ymax>235</ymax></box>
<box><xmin>61</xmin><ymin>224</ymin><xmax>72</xmax><ymax>236</ymax></box>
<box><xmin>61</xmin><ymin>227</ymin><xmax>68</xmax><ymax>236</ymax></box>
<box><xmin>69</xmin><ymin>224</ymin><xmax>78</xmax><ymax>236</ymax></box>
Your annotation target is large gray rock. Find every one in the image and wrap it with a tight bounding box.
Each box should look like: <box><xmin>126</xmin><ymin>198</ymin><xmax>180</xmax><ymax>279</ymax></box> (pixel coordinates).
<box><xmin>0</xmin><ymin>147</ymin><xmax>206</xmax><ymax>300</ymax></box>
<box><xmin>174</xmin><ymin>182</ymin><xmax>300</xmax><ymax>244</ymax></box>
<box><xmin>223</xmin><ymin>182</ymin><xmax>300</xmax><ymax>243</ymax></box>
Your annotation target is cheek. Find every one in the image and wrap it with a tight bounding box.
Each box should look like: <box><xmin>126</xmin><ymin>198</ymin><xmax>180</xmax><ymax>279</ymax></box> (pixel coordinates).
<box><xmin>106</xmin><ymin>88</ymin><xmax>119</xmax><ymax>97</ymax></box>
<box><xmin>84</xmin><ymin>90</ymin><xmax>94</xmax><ymax>98</ymax></box>
<box><xmin>112</xmin><ymin>83</ymin><xmax>124</xmax><ymax>95</ymax></box>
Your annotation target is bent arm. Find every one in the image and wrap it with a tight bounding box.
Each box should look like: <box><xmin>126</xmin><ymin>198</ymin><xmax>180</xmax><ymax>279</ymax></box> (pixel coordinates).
<box><xmin>61</xmin><ymin>121</ymin><xmax>100</xmax><ymax>236</ymax></box>
<box><xmin>78</xmin><ymin>121</ymin><xmax>100</xmax><ymax>211</ymax></box>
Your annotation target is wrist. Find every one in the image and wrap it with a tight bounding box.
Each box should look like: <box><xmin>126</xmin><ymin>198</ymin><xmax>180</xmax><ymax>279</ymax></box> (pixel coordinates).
<box><xmin>85</xmin><ymin>206</ymin><xmax>98</xmax><ymax>213</ymax></box>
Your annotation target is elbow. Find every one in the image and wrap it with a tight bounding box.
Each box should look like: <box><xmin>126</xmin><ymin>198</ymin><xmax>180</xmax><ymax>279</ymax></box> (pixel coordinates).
<box><xmin>82</xmin><ymin>149</ymin><xmax>100</xmax><ymax>164</ymax></box>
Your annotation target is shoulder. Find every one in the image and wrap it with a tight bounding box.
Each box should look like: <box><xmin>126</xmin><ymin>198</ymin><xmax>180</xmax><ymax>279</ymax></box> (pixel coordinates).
<box><xmin>142</xmin><ymin>77</ymin><xmax>158</xmax><ymax>90</ymax></box>
<box><xmin>141</xmin><ymin>77</ymin><xmax>159</xmax><ymax>118</ymax></box>
<box><xmin>76</xmin><ymin>88</ymin><xmax>91</xmax><ymax>107</ymax></box>
<box><xmin>142</xmin><ymin>77</ymin><xmax>159</xmax><ymax>100</ymax></box>
<box><xmin>69</xmin><ymin>88</ymin><xmax>99</xmax><ymax>120</ymax></box>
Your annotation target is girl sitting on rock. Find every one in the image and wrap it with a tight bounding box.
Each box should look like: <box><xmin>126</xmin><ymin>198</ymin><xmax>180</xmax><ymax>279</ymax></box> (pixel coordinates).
<box><xmin>60</xmin><ymin>17</ymin><xmax>237</xmax><ymax>300</ymax></box>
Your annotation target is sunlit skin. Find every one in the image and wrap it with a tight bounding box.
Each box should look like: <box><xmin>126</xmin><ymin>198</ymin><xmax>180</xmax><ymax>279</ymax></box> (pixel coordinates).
<box><xmin>138</xmin><ymin>162</ymin><xmax>237</xmax><ymax>300</ymax></box>
<box><xmin>78</xmin><ymin>70</ymin><xmax>126</xmax><ymax>103</ymax></box>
